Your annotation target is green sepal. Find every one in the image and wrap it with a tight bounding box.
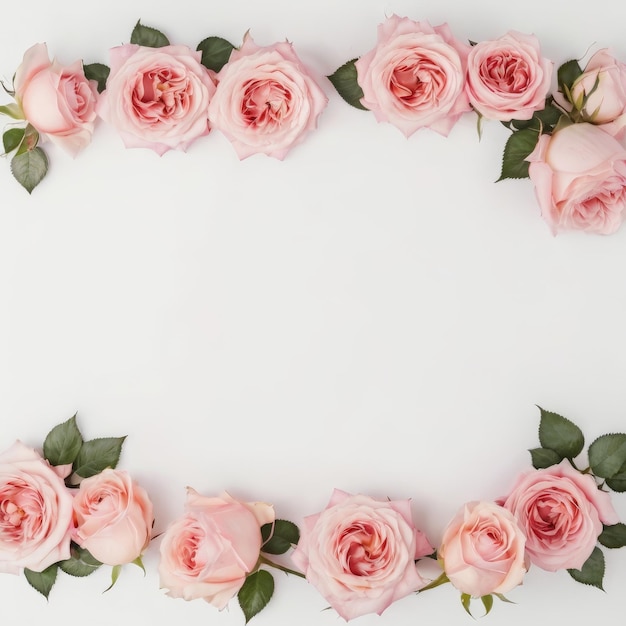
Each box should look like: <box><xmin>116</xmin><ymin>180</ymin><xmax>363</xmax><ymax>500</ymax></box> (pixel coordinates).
<box><xmin>529</xmin><ymin>446</ymin><xmax>562</xmax><ymax>469</ymax></box>
<box><xmin>327</xmin><ymin>59</ymin><xmax>368</xmax><ymax>111</ymax></box>
<box><xmin>83</xmin><ymin>63</ymin><xmax>110</xmax><ymax>94</ymax></box>
<box><xmin>58</xmin><ymin>543</ymin><xmax>102</xmax><ymax>577</ymax></box>
<box><xmin>494</xmin><ymin>592</ymin><xmax>516</xmax><ymax>604</ymax></box>
<box><xmin>238</xmin><ymin>570</ymin><xmax>274</xmax><ymax>623</ymax></box>
<box><xmin>598</xmin><ymin>523</ymin><xmax>626</xmax><ymax>549</ymax></box>
<box><xmin>537</xmin><ymin>407</ymin><xmax>585</xmax><ymax>460</ymax></box>
<box><xmin>417</xmin><ymin>571</ymin><xmax>449</xmax><ymax>592</ymax></box>
<box><xmin>261</xmin><ymin>519</ymin><xmax>300</xmax><ymax>555</ymax></box>
<box><xmin>567</xmin><ymin>546</ymin><xmax>605</xmax><ymax>590</ymax></box>
<box><xmin>558</xmin><ymin>59</ymin><xmax>583</xmax><ymax>100</ymax></box>
<box><xmin>132</xmin><ymin>555</ymin><xmax>146</xmax><ymax>574</ymax></box>
<box><xmin>24</xmin><ymin>564</ymin><xmax>58</xmax><ymax>600</ymax></box>
<box><xmin>0</xmin><ymin>102</ymin><xmax>24</xmax><ymax>120</ymax></box>
<box><xmin>43</xmin><ymin>414</ymin><xmax>84</xmax><ymax>466</ymax></box>
<box><xmin>460</xmin><ymin>593</ymin><xmax>472</xmax><ymax>616</ymax></box>
<box><xmin>588</xmin><ymin>433</ymin><xmax>626</xmax><ymax>478</ymax></box>
<box><xmin>481</xmin><ymin>594</ymin><xmax>494</xmax><ymax>616</ymax></box>
<box><xmin>196</xmin><ymin>36</ymin><xmax>235</xmax><ymax>73</ymax></box>
<box><xmin>11</xmin><ymin>146</ymin><xmax>48</xmax><ymax>194</ymax></box>
<box><xmin>3</xmin><ymin>127</ymin><xmax>25</xmax><ymax>153</ymax></box>
<box><xmin>497</xmin><ymin>128</ymin><xmax>538</xmax><ymax>181</ymax></box>
<box><xmin>104</xmin><ymin>564</ymin><xmax>122</xmax><ymax>592</ymax></box>
<box><xmin>130</xmin><ymin>20</ymin><xmax>170</xmax><ymax>48</ymax></box>
<box><xmin>72</xmin><ymin>436</ymin><xmax>126</xmax><ymax>479</ymax></box>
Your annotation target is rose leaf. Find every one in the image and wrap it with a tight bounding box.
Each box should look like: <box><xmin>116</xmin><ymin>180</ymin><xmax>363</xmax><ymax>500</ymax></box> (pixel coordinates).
<box><xmin>196</xmin><ymin>36</ymin><xmax>235</xmax><ymax>73</ymax></box>
<box><xmin>598</xmin><ymin>523</ymin><xmax>626</xmax><ymax>549</ymax></box>
<box><xmin>557</xmin><ymin>59</ymin><xmax>583</xmax><ymax>98</ymax></box>
<box><xmin>327</xmin><ymin>59</ymin><xmax>368</xmax><ymax>111</ymax></box>
<box><xmin>496</xmin><ymin>128</ymin><xmax>537</xmax><ymax>181</ymax></box>
<box><xmin>58</xmin><ymin>543</ymin><xmax>102</xmax><ymax>577</ymax></box>
<box><xmin>529</xmin><ymin>447</ymin><xmax>562</xmax><ymax>469</ymax></box>
<box><xmin>588</xmin><ymin>433</ymin><xmax>626</xmax><ymax>478</ymax></box>
<box><xmin>3</xmin><ymin>127</ymin><xmax>25</xmax><ymax>154</ymax></box>
<box><xmin>83</xmin><ymin>63</ymin><xmax>110</xmax><ymax>94</ymax></box>
<box><xmin>73</xmin><ymin>436</ymin><xmax>126</xmax><ymax>478</ymax></box>
<box><xmin>567</xmin><ymin>546</ymin><xmax>605</xmax><ymax>590</ymax></box>
<box><xmin>537</xmin><ymin>406</ymin><xmax>585</xmax><ymax>460</ymax></box>
<box><xmin>261</xmin><ymin>519</ymin><xmax>300</xmax><ymax>555</ymax></box>
<box><xmin>606</xmin><ymin>476</ymin><xmax>626</xmax><ymax>492</ymax></box>
<box><xmin>130</xmin><ymin>20</ymin><xmax>170</xmax><ymax>48</ymax></box>
<box><xmin>238</xmin><ymin>570</ymin><xmax>275</xmax><ymax>623</ymax></box>
<box><xmin>43</xmin><ymin>413</ymin><xmax>84</xmax><ymax>466</ymax></box>
<box><xmin>24</xmin><ymin>564</ymin><xmax>58</xmax><ymax>600</ymax></box>
<box><xmin>10</xmin><ymin>147</ymin><xmax>48</xmax><ymax>194</ymax></box>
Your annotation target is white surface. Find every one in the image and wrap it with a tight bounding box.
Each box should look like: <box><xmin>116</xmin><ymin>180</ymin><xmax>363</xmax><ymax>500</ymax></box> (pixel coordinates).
<box><xmin>1</xmin><ymin>0</ymin><xmax>626</xmax><ymax>624</ymax></box>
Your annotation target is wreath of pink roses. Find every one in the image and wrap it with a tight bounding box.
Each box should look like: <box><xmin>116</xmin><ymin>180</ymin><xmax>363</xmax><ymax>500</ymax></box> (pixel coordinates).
<box><xmin>3</xmin><ymin>17</ymin><xmax>626</xmax><ymax>235</ymax></box>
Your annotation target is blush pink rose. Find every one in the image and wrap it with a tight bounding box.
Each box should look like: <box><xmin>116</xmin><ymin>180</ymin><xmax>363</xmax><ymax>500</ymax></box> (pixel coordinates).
<box><xmin>208</xmin><ymin>33</ymin><xmax>328</xmax><ymax>159</ymax></box>
<box><xmin>158</xmin><ymin>488</ymin><xmax>274</xmax><ymax>610</ymax></box>
<box><xmin>72</xmin><ymin>468</ymin><xmax>153</xmax><ymax>566</ymax></box>
<box><xmin>527</xmin><ymin>122</ymin><xmax>626</xmax><ymax>234</ymax></box>
<box><xmin>13</xmin><ymin>43</ymin><xmax>98</xmax><ymax>157</ymax></box>
<box><xmin>97</xmin><ymin>44</ymin><xmax>217</xmax><ymax>155</ymax></box>
<box><xmin>466</xmin><ymin>31</ymin><xmax>553</xmax><ymax>121</ymax></box>
<box><xmin>0</xmin><ymin>441</ymin><xmax>73</xmax><ymax>574</ymax></box>
<box><xmin>290</xmin><ymin>489</ymin><xmax>433</xmax><ymax>621</ymax></box>
<box><xmin>501</xmin><ymin>461</ymin><xmax>618</xmax><ymax>571</ymax></box>
<box><xmin>439</xmin><ymin>501</ymin><xmax>527</xmax><ymax>598</ymax></box>
<box><xmin>355</xmin><ymin>15</ymin><xmax>471</xmax><ymax>137</ymax></box>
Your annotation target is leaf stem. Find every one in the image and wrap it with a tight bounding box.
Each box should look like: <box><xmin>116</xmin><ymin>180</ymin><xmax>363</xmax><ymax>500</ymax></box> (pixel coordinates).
<box><xmin>258</xmin><ymin>555</ymin><xmax>306</xmax><ymax>579</ymax></box>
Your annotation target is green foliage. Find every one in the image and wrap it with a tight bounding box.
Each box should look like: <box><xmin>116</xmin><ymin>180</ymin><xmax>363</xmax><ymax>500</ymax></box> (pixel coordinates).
<box><xmin>567</xmin><ymin>546</ymin><xmax>605</xmax><ymax>590</ymax></box>
<box><xmin>557</xmin><ymin>59</ymin><xmax>583</xmax><ymax>101</ymax></box>
<box><xmin>130</xmin><ymin>20</ymin><xmax>170</xmax><ymax>48</ymax></box>
<box><xmin>11</xmin><ymin>146</ymin><xmax>48</xmax><ymax>193</ymax></box>
<box><xmin>529</xmin><ymin>446</ymin><xmax>562</xmax><ymax>469</ymax></box>
<box><xmin>197</xmin><ymin>36</ymin><xmax>235</xmax><ymax>72</ymax></box>
<box><xmin>0</xmin><ymin>102</ymin><xmax>24</xmax><ymax>119</ymax></box>
<box><xmin>43</xmin><ymin>414</ymin><xmax>84</xmax><ymax>466</ymax></box>
<box><xmin>497</xmin><ymin>128</ymin><xmax>538</xmax><ymax>180</ymax></box>
<box><xmin>73</xmin><ymin>436</ymin><xmax>126</xmax><ymax>479</ymax></box>
<box><xmin>503</xmin><ymin>99</ymin><xmax>562</xmax><ymax>133</ymax></box>
<box><xmin>588</xmin><ymin>433</ymin><xmax>626</xmax><ymax>478</ymax></box>
<box><xmin>104</xmin><ymin>564</ymin><xmax>122</xmax><ymax>592</ymax></box>
<box><xmin>238</xmin><ymin>570</ymin><xmax>275</xmax><ymax>623</ymax></box>
<box><xmin>83</xmin><ymin>63</ymin><xmax>110</xmax><ymax>93</ymax></box>
<box><xmin>537</xmin><ymin>407</ymin><xmax>585</xmax><ymax>460</ymax></box>
<box><xmin>327</xmin><ymin>59</ymin><xmax>368</xmax><ymax>110</ymax></box>
<box><xmin>261</xmin><ymin>520</ymin><xmax>300</xmax><ymax>555</ymax></box>
<box><xmin>3</xmin><ymin>127</ymin><xmax>25</xmax><ymax>153</ymax></box>
<box><xmin>598</xmin><ymin>523</ymin><xmax>626</xmax><ymax>549</ymax></box>
<box><xmin>58</xmin><ymin>544</ymin><xmax>102</xmax><ymax>577</ymax></box>
<box><xmin>24</xmin><ymin>564</ymin><xmax>58</xmax><ymax>599</ymax></box>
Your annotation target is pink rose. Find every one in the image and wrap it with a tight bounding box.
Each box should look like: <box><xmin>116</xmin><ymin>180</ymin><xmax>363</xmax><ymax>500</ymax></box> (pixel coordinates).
<box><xmin>208</xmin><ymin>33</ymin><xmax>328</xmax><ymax>159</ymax></box>
<box><xmin>290</xmin><ymin>489</ymin><xmax>433</xmax><ymax>621</ymax></box>
<box><xmin>527</xmin><ymin>122</ymin><xmax>626</xmax><ymax>234</ymax></box>
<box><xmin>97</xmin><ymin>44</ymin><xmax>217</xmax><ymax>155</ymax></box>
<box><xmin>72</xmin><ymin>468</ymin><xmax>153</xmax><ymax>566</ymax></box>
<box><xmin>465</xmin><ymin>31</ymin><xmax>553</xmax><ymax>121</ymax></box>
<box><xmin>355</xmin><ymin>15</ymin><xmax>471</xmax><ymax>137</ymax></box>
<box><xmin>13</xmin><ymin>43</ymin><xmax>98</xmax><ymax>157</ymax></box>
<box><xmin>439</xmin><ymin>501</ymin><xmax>527</xmax><ymax>598</ymax></box>
<box><xmin>570</xmin><ymin>49</ymin><xmax>626</xmax><ymax>136</ymax></box>
<box><xmin>502</xmin><ymin>461</ymin><xmax>618</xmax><ymax>571</ymax></box>
<box><xmin>0</xmin><ymin>441</ymin><xmax>73</xmax><ymax>574</ymax></box>
<box><xmin>158</xmin><ymin>488</ymin><xmax>274</xmax><ymax>609</ymax></box>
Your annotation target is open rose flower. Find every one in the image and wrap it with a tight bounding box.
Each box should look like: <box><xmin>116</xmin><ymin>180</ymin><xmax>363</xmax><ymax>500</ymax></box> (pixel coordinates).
<box><xmin>159</xmin><ymin>488</ymin><xmax>274</xmax><ymax>609</ymax></box>
<box><xmin>527</xmin><ymin>122</ymin><xmax>626</xmax><ymax>234</ymax></box>
<box><xmin>501</xmin><ymin>461</ymin><xmax>619</xmax><ymax>571</ymax></box>
<box><xmin>0</xmin><ymin>441</ymin><xmax>73</xmax><ymax>574</ymax></box>
<box><xmin>72</xmin><ymin>468</ymin><xmax>153</xmax><ymax>566</ymax></box>
<box><xmin>97</xmin><ymin>44</ymin><xmax>217</xmax><ymax>155</ymax></box>
<box><xmin>439</xmin><ymin>501</ymin><xmax>527</xmax><ymax>598</ymax></box>
<box><xmin>290</xmin><ymin>489</ymin><xmax>433</xmax><ymax>621</ymax></box>
<box><xmin>570</xmin><ymin>49</ymin><xmax>626</xmax><ymax>136</ymax></box>
<box><xmin>13</xmin><ymin>42</ymin><xmax>98</xmax><ymax>157</ymax></box>
<box><xmin>355</xmin><ymin>15</ymin><xmax>471</xmax><ymax>137</ymax></box>
<box><xmin>465</xmin><ymin>31</ymin><xmax>552</xmax><ymax>121</ymax></box>
<box><xmin>208</xmin><ymin>33</ymin><xmax>328</xmax><ymax>159</ymax></box>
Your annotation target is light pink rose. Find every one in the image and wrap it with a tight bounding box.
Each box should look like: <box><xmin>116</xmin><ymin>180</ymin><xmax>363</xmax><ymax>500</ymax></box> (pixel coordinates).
<box><xmin>439</xmin><ymin>501</ymin><xmax>527</xmax><ymax>598</ymax></box>
<box><xmin>72</xmin><ymin>468</ymin><xmax>153</xmax><ymax>566</ymax></box>
<box><xmin>571</xmin><ymin>49</ymin><xmax>626</xmax><ymax>136</ymax></box>
<box><xmin>97</xmin><ymin>44</ymin><xmax>217</xmax><ymax>155</ymax></box>
<box><xmin>355</xmin><ymin>15</ymin><xmax>471</xmax><ymax>137</ymax></box>
<box><xmin>290</xmin><ymin>489</ymin><xmax>433</xmax><ymax>621</ymax></box>
<box><xmin>0</xmin><ymin>441</ymin><xmax>73</xmax><ymax>574</ymax></box>
<box><xmin>158</xmin><ymin>488</ymin><xmax>274</xmax><ymax>609</ymax></box>
<box><xmin>13</xmin><ymin>43</ymin><xmax>98</xmax><ymax>157</ymax></box>
<box><xmin>465</xmin><ymin>31</ymin><xmax>553</xmax><ymax>121</ymax></box>
<box><xmin>527</xmin><ymin>122</ymin><xmax>626</xmax><ymax>234</ymax></box>
<box><xmin>502</xmin><ymin>461</ymin><xmax>618</xmax><ymax>571</ymax></box>
<box><xmin>208</xmin><ymin>33</ymin><xmax>328</xmax><ymax>159</ymax></box>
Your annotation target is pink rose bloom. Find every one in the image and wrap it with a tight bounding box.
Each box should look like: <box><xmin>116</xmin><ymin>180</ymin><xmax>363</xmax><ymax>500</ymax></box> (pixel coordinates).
<box><xmin>97</xmin><ymin>44</ymin><xmax>217</xmax><ymax>155</ymax></box>
<box><xmin>290</xmin><ymin>489</ymin><xmax>433</xmax><ymax>621</ymax></box>
<box><xmin>439</xmin><ymin>501</ymin><xmax>527</xmax><ymax>598</ymax></box>
<box><xmin>158</xmin><ymin>488</ymin><xmax>274</xmax><ymax>610</ymax></box>
<box><xmin>0</xmin><ymin>441</ymin><xmax>73</xmax><ymax>574</ymax></box>
<box><xmin>208</xmin><ymin>33</ymin><xmax>328</xmax><ymax>159</ymax></box>
<box><xmin>355</xmin><ymin>15</ymin><xmax>471</xmax><ymax>137</ymax></box>
<box><xmin>72</xmin><ymin>468</ymin><xmax>153</xmax><ymax>566</ymax></box>
<box><xmin>466</xmin><ymin>31</ymin><xmax>553</xmax><ymax>121</ymax></box>
<box><xmin>13</xmin><ymin>42</ymin><xmax>98</xmax><ymax>157</ymax></box>
<box><xmin>502</xmin><ymin>461</ymin><xmax>618</xmax><ymax>571</ymax></box>
<box><xmin>527</xmin><ymin>122</ymin><xmax>626</xmax><ymax>234</ymax></box>
<box><xmin>571</xmin><ymin>49</ymin><xmax>626</xmax><ymax>136</ymax></box>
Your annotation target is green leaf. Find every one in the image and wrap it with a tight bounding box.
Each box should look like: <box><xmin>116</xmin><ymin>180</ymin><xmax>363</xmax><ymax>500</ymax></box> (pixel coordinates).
<box><xmin>261</xmin><ymin>519</ymin><xmax>300</xmax><ymax>555</ymax></box>
<box><xmin>3</xmin><ymin>127</ymin><xmax>25</xmax><ymax>153</ymax></box>
<box><xmin>598</xmin><ymin>523</ymin><xmax>626</xmax><ymax>549</ymax></box>
<box><xmin>606</xmin><ymin>477</ymin><xmax>626</xmax><ymax>492</ymax></box>
<box><xmin>43</xmin><ymin>414</ymin><xmax>84</xmax><ymax>466</ymax></box>
<box><xmin>588</xmin><ymin>433</ymin><xmax>626</xmax><ymax>478</ymax></box>
<box><xmin>83</xmin><ymin>63</ymin><xmax>110</xmax><ymax>94</ymax></box>
<box><xmin>238</xmin><ymin>570</ymin><xmax>274</xmax><ymax>623</ymax></box>
<box><xmin>481</xmin><ymin>594</ymin><xmax>494</xmax><ymax>615</ymax></box>
<box><xmin>327</xmin><ymin>59</ymin><xmax>368</xmax><ymax>111</ymax></box>
<box><xmin>196</xmin><ymin>36</ymin><xmax>235</xmax><ymax>73</ymax></box>
<box><xmin>537</xmin><ymin>406</ymin><xmax>585</xmax><ymax>459</ymax></box>
<box><xmin>58</xmin><ymin>544</ymin><xmax>102</xmax><ymax>577</ymax></box>
<box><xmin>558</xmin><ymin>59</ymin><xmax>583</xmax><ymax>99</ymax></box>
<box><xmin>0</xmin><ymin>102</ymin><xmax>24</xmax><ymax>119</ymax></box>
<box><xmin>24</xmin><ymin>564</ymin><xmax>58</xmax><ymax>599</ymax></box>
<box><xmin>10</xmin><ymin>147</ymin><xmax>48</xmax><ymax>194</ymax></box>
<box><xmin>497</xmin><ymin>128</ymin><xmax>538</xmax><ymax>181</ymax></box>
<box><xmin>104</xmin><ymin>564</ymin><xmax>122</xmax><ymax>592</ymax></box>
<box><xmin>529</xmin><ymin>447</ymin><xmax>562</xmax><ymax>469</ymax></box>
<box><xmin>509</xmin><ymin>99</ymin><xmax>563</xmax><ymax>133</ymax></box>
<box><xmin>73</xmin><ymin>436</ymin><xmax>126</xmax><ymax>479</ymax></box>
<box><xmin>567</xmin><ymin>546</ymin><xmax>605</xmax><ymax>590</ymax></box>
<box><xmin>130</xmin><ymin>20</ymin><xmax>170</xmax><ymax>48</ymax></box>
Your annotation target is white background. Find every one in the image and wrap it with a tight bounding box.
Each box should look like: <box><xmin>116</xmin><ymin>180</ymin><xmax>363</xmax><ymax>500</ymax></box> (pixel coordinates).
<box><xmin>1</xmin><ymin>0</ymin><xmax>626</xmax><ymax>624</ymax></box>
